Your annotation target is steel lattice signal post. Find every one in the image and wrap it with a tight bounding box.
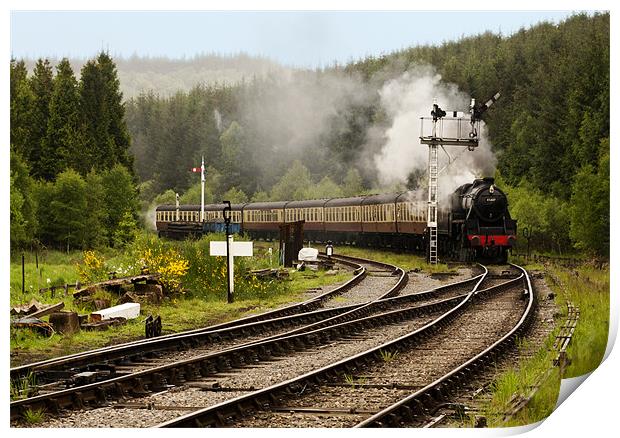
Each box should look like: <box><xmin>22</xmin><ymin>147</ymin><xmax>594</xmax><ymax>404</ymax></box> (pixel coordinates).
<box><xmin>419</xmin><ymin>94</ymin><xmax>499</xmax><ymax>264</ymax></box>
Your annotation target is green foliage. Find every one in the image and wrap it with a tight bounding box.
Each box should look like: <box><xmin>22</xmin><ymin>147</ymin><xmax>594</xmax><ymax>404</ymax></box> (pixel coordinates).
<box><xmin>342</xmin><ymin>168</ymin><xmax>364</xmax><ymax>196</ymax></box>
<box><xmin>251</xmin><ymin>190</ymin><xmax>270</xmax><ymax>202</ymax></box>
<box><xmin>221</xmin><ymin>186</ymin><xmax>248</xmax><ymax>204</ymax></box>
<box><xmin>180</xmin><ymin>182</ymin><xmax>214</xmax><ymax>205</ymax></box>
<box><xmin>113</xmin><ymin>210</ymin><xmax>138</xmax><ymax>248</ymax></box>
<box><xmin>49</xmin><ymin>169</ymin><xmax>88</xmax><ymax>250</ymax></box>
<box><xmin>550</xmin><ymin>265</ymin><xmax>609</xmax><ymax>377</ymax></box>
<box><xmin>152</xmin><ymin>189</ymin><xmax>177</xmax><ymax>206</ymax></box>
<box><xmin>83</xmin><ymin>170</ymin><xmax>107</xmax><ymax>248</ymax></box>
<box><xmin>28</xmin><ymin>59</ymin><xmax>54</xmax><ymax>175</ymax></box>
<box><xmin>306</xmin><ymin>176</ymin><xmax>343</xmax><ymax>199</ymax></box>
<box><xmin>10</xmin><ymin>59</ymin><xmax>36</xmax><ymax>160</ymax></box>
<box><xmin>10</xmin><ymin>150</ymin><xmax>37</xmax><ymax>248</ymax></box>
<box><xmin>270</xmin><ymin>160</ymin><xmax>313</xmax><ymax>201</ymax></box>
<box><xmin>22</xmin><ymin>408</ymin><xmax>46</xmax><ymax>424</ymax></box>
<box><xmin>379</xmin><ymin>349</ymin><xmax>400</xmax><ymax>362</ymax></box>
<box><xmin>41</xmin><ymin>58</ymin><xmax>82</xmax><ymax>179</ymax></box>
<box><xmin>569</xmin><ymin>148</ymin><xmax>609</xmax><ymax>256</ymax></box>
<box><xmin>10</xmin><ymin>372</ymin><xmax>37</xmax><ymax>401</ymax></box>
<box><xmin>495</xmin><ymin>171</ymin><xmax>571</xmax><ymax>254</ymax></box>
<box><xmin>79</xmin><ymin>57</ymin><xmax>118</xmax><ymax>171</ymax></box>
<box><xmin>101</xmin><ymin>164</ymin><xmax>139</xmax><ymax>247</ymax></box>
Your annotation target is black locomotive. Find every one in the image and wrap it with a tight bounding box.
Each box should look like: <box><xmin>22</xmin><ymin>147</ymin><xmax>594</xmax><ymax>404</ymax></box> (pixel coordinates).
<box><xmin>449</xmin><ymin>177</ymin><xmax>516</xmax><ymax>263</ymax></box>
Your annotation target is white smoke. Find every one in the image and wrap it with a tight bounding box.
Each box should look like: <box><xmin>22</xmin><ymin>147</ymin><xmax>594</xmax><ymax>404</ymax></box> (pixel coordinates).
<box><xmin>373</xmin><ymin>66</ymin><xmax>497</xmax><ymax>199</ymax></box>
<box><xmin>142</xmin><ymin>206</ymin><xmax>157</xmax><ymax>231</ymax></box>
<box><xmin>213</xmin><ymin>108</ymin><xmax>222</xmax><ymax>132</ymax></box>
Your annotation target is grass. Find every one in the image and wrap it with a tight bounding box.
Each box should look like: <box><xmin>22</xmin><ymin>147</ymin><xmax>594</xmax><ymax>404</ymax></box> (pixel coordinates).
<box><xmin>22</xmin><ymin>408</ymin><xmax>46</xmax><ymax>424</ymax></box>
<box><xmin>10</xmin><ymin>372</ymin><xmax>37</xmax><ymax>401</ymax></box>
<box><xmin>333</xmin><ymin>245</ymin><xmax>453</xmax><ymax>273</ymax></box>
<box><xmin>547</xmin><ymin>264</ymin><xmax>609</xmax><ymax>377</ymax></box>
<box><xmin>10</xmin><ymin>241</ymin><xmax>352</xmax><ymax>366</ymax></box>
<box><xmin>379</xmin><ymin>349</ymin><xmax>400</xmax><ymax>362</ymax></box>
<box><xmin>479</xmin><ymin>261</ymin><xmax>609</xmax><ymax>427</ymax></box>
<box><xmin>10</xmin><ymin>250</ymin><xmax>82</xmax><ymax>307</ymax></box>
<box><xmin>482</xmin><ymin>335</ymin><xmax>561</xmax><ymax>427</ymax></box>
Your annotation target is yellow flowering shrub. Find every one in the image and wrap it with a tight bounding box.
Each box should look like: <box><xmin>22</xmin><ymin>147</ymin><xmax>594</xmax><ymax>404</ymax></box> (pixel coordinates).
<box><xmin>140</xmin><ymin>246</ymin><xmax>189</xmax><ymax>292</ymax></box>
<box><xmin>76</xmin><ymin>250</ymin><xmax>108</xmax><ymax>283</ymax></box>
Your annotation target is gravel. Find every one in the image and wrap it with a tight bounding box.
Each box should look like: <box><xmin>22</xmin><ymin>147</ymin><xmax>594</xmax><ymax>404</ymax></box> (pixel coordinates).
<box><xmin>23</xmin><ymin>264</ymin><xmax>514</xmax><ymax>428</ymax></box>
<box><xmin>233</xmin><ymin>279</ymin><xmax>527</xmax><ymax>427</ymax></box>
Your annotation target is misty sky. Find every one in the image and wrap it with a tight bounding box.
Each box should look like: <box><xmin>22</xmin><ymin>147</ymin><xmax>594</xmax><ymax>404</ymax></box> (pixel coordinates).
<box><xmin>11</xmin><ymin>10</ymin><xmax>577</xmax><ymax>67</ymax></box>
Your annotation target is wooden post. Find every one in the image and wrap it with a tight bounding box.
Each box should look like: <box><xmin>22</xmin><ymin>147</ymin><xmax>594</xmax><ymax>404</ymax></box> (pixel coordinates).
<box><xmin>21</xmin><ymin>254</ymin><xmax>25</xmax><ymax>297</ymax></box>
<box><xmin>51</xmin><ymin>286</ymin><xmax>55</xmax><ymax>298</ymax></box>
<box><xmin>64</xmin><ymin>284</ymin><xmax>69</xmax><ymax>296</ymax></box>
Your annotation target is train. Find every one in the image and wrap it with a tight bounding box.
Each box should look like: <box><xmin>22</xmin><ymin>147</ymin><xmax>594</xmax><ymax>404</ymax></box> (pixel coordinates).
<box><xmin>155</xmin><ymin>177</ymin><xmax>516</xmax><ymax>263</ymax></box>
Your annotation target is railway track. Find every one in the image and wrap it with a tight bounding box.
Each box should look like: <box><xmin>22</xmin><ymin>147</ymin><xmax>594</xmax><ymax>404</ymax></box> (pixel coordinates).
<box><xmin>11</xmin><ymin>257</ymin><xmax>487</xmax><ymax>425</ymax></box>
<box><xmin>148</xmin><ymin>264</ymin><xmax>534</xmax><ymax>427</ymax></box>
<box><xmin>10</xmin><ymin>256</ymin><xmax>365</xmax><ymax>382</ymax></box>
<box><xmin>11</xmin><ymin>254</ymin><xmax>399</xmax><ymax>418</ymax></box>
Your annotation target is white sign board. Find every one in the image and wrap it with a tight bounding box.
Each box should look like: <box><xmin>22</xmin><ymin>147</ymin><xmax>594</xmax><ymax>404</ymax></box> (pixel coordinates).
<box><xmin>209</xmin><ymin>241</ymin><xmax>253</xmax><ymax>257</ymax></box>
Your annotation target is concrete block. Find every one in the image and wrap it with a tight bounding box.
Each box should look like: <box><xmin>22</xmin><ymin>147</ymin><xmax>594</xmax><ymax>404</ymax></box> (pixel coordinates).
<box><xmin>91</xmin><ymin>302</ymin><xmax>140</xmax><ymax>322</ymax></box>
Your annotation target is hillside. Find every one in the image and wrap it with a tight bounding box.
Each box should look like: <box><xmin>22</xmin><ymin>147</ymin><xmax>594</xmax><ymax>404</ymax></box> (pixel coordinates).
<box><xmin>21</xmin><ymin>53</ymin><xmax>290</xmax><ymax>98</ymax></box>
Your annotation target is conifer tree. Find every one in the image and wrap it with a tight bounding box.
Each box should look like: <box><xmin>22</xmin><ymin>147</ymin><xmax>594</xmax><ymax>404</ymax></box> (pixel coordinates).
<box><xmin>80</xmin><ymin>59</ymin><xmax>110</xmax><ymax>169</ymax></box>
<box><xmin>28</xmin><ymin>59</ymin><xmax>54</xmax><ymax>174</ymax></box>
<box><xmin>41</xmin><ymin>58</ymin><xmax>83</xmax><ymax>179</ymax></box>
<box><xmin>10</xmin><ymin>59</ymin><xmax>35</xmax><ymax>159</ymax></box>
<box><xmin>97</xmin><ymin>52</ymin><xmax>133</xmax><ymax>171</ymax></box>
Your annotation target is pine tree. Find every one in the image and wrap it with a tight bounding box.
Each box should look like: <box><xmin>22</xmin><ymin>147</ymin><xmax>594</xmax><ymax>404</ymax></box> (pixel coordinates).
<box><xmin>28</xmin><ymin>59</ymin><xmax>54</xmax><ymax>174</ymax></box>
<box><xmin>80</xmin><ymin>59</ymin><xmax>114</xmax><ymax>170</ymax></box>
<box><xmin>41</xmin><ymin>58</ymin><xmax>83</xmax><ymax>179</ymax></box>
<box><xmin>10</xmin><ymin>59</ymin><xmax>35</xmax><ymax>159</ymax></box>
<box><xmin>97</xmin><ymin>52</ymin><xmax>133</xmax><ymax>171</ymax></box>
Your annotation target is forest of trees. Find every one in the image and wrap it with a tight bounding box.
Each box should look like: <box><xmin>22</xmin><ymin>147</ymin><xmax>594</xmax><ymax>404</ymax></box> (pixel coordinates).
<box><xmin>10</xmin><ymin>13</ymin><xmax>609</xmax><ymax>256</ymax></box>
<box><xmin>10</xmin><ymin>52</ymin><xmax>138</xmax><ymax>250</ymax></box>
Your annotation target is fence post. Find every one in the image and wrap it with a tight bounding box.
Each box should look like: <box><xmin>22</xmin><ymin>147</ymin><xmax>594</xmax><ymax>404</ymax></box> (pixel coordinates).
<box><xmin>64</xmin><ymin>284</ymin><xmax>69</xmax><ymax>296</ymax></box>
<box><xmin>22</xmin><ymin>254</ymin><xmax>25</xmax><ymax>298</ymax></box>
<box><xmin>51</xmin><ymin>286</ymin><xmax>55</xmax><ymax>298</ymax></box>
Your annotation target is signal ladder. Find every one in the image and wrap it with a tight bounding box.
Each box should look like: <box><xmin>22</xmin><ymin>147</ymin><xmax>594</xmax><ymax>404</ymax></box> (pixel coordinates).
<box><xmin>427</xmin><ymin>144</ymin><xmax>439</xmax><ymax>264</ymax></box>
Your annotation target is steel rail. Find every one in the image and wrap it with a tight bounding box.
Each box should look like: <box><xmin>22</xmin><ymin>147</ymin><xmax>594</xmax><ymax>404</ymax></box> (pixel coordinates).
<box><xmin>11</xmin><ymin>256</ymin><xmax>366</xmax><ymax>382</ymax></box>
<box><xmin>355</xmin><ymin>263</ymin><xmax>535</xmax><ymax>427</ymax></box>
<box><xmin>153</xmin><ymin>265</ymin><xmax>491</xmax><ymax>427</ymax></box>
<box><xmin>10</xmin><ymin>265</ymin><xmax>484</xmax><ymax>422</ymax></box>
<box><xmin>11</xmin><ymin>256</ymin><xmax>480</xmax><ymax>407</ymax></box>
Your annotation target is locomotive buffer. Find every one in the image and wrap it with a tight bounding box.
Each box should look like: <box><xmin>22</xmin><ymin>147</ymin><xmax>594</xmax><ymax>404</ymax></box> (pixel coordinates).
<box><xmin>419</xmin><ymin>93</ymin><xmax>500</xmax><ymax>264</ymax></box>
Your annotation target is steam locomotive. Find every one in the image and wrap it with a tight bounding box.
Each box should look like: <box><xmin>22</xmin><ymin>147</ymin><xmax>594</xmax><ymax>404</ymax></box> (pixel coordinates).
<box><xmin>155</xmin><ymin>177</ymin><xmax>516</xmax><ymax>263</ymax></box>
